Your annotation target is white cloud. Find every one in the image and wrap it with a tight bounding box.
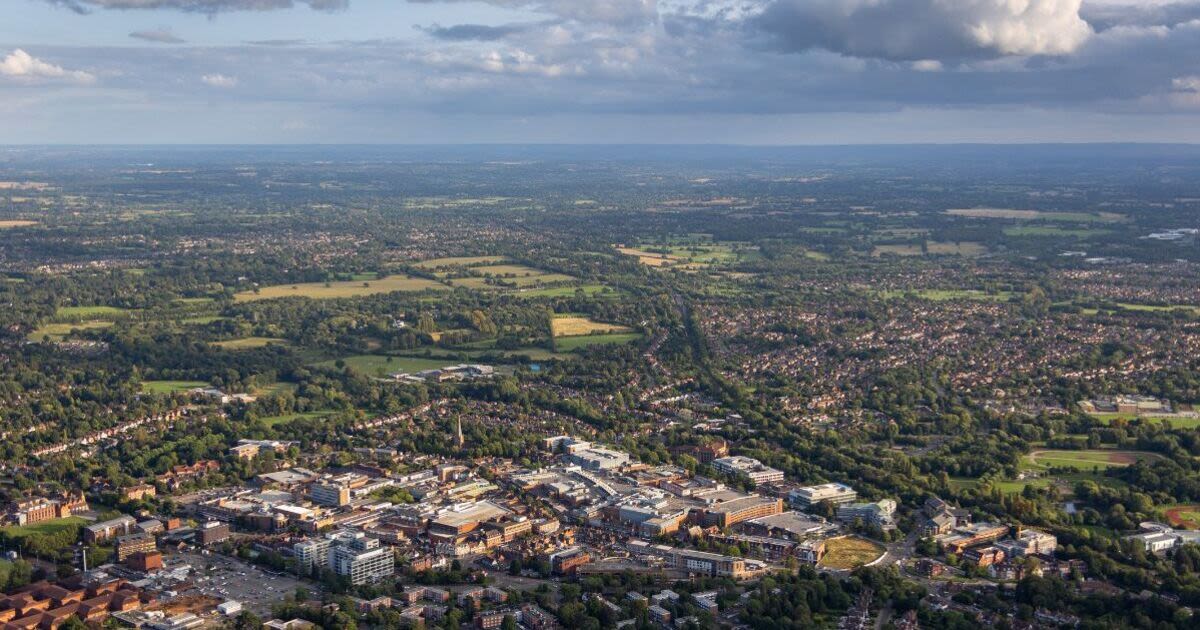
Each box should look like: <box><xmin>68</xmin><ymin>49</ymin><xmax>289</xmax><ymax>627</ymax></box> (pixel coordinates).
<box><xmin>0</xmin><ymin>49</ymin><xmax>95</xmax><ymax>83</ymax></box>
<box><xmin>754</xmin><ymin>0</ymin><xmax>1094</xmax><ymax>61</ymax></box>
<box><xmin>1173</xmin><ymin>75</ymin><xmax>1200</xmax><ymax>92</ymax></box>
<box><xmin>201</xmin><ymin>73</ymin><xmax>238</xmax><ymax>87</ymax></box>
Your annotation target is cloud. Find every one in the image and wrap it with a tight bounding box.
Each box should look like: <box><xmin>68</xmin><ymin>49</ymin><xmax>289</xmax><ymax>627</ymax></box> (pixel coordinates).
<box><xmin>407</xmin><ymin>0</ymin><xmax>657</xmax><ymax>25</ymax></box>
<box><xmin>45</xmin><ymin>0</ymin><xmax>347</xmax><ymax>14</ymax></box>
<box><xmin>129</xmin><ymin>28</ymin><xmax>186</xmax><ymax>43</ymax></box>
<box><xmin>417</xmin><ymin>22</ymin><xmax>534</xmax><ymax>42</ymax></box>
<box><xmin>200</xmin><ymin>72</ymin><xmax>238</xmax><ymax>87</ymax></box>
<box><xmin>752</xmin><ymin>0</ymin><xmax>1094</xmax><ymax>61</ymax></box>
<box><xmin>0</xmin><ymin>49</ymin><xmax>95</xmax><ymax>83</ymax></box>
<box><xmin>1083</xmin><ymin>0</ymin><xmax>1200</xmax><ymax>31</ymax></box>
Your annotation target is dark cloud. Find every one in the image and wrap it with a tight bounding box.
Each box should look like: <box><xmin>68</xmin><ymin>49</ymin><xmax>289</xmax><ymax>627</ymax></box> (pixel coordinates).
<box><xmin>46</xmin><ymin>0</ymin><xmax>347</xmax><ymax>14</ymax></box>
<box><xmin>750</xmin><ymin>0</ymin><xmax>1092</xmax><ymax>61</ymax></box>
<box><xmin>416</xmin><ymin>22</ymin><xmax>532</xmax><ymax>42</ymax></box>
<box><xmin>129</xmin><ymin>28</ymin><xmax>186</xmax><ymax>43</ymax></box>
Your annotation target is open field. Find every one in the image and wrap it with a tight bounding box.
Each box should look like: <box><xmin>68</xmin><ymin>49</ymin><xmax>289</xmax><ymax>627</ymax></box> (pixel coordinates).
<box><xmin>873</xmin><ymin>242</ymin><xmax>986</xmax><ymax>257</ymax></box>
<box><xmin>234</xmin><ymin>275</ymin><xmax>447</xmax><ymax>302</ymax></box>
<box><xmin>312</xmin><ymin>354</ymin><xmax>460</xmax><ymax>377</ymax></box>
<box><xmin>259</xmin><ymin>410</ymin><xmax>336</xmax><ymax>427</ymax></box>
<box><xmin>1003</xmin><ymin>226</ymin><xmax>1112</xmax><ymax>238</ymax></box>
<box><xmin>819</xmin><ymin>536</ymin><xmax>885</xmax><ymax>570</ymax></box>
<box><xmin>414</xmin><ymin>256</ymin><xmax>506</xmax><ymax>269</ymax></box>
<box><xmin>1090</xmin><ymin>412</ymin><xmax>1200</xmax><ymax>429</ymax></box>
<box><xmin>947</xmin><ymin>208</ymin><xmax>1126</xmax><ymax>222</ymax></box>
<box><xmin>550</xmin><ymin>316</ymin><xmax>633</xmax><ymax>337</ymax></box>
<box><xmin>0</xmin><ymin>220</ymin><xmax>38</xmax><ymax>229</ymax></box>
<box><xmin>1165</xmin><ymin>505</ymin><xmax>1200</xmax><ymax>529</ymax></box>
<box><xmin>0</xmin><ymin>517</ymin><xmax>86</xmax><ymax>540</ymax></box>
<box><xmin>212</xmin><ymin>337</ymin><xmax>287</xmax><ymax>350</ymax></box>
<box><xmin>617</xmin><ymin>243</ymin><xmax>745</xmax><ymax>270</ymax></box>
<box><xmin>29</xmin><ymin>320</ymin><xmax>113</xmax><ymax>342</ymax></box>
<box><xmin>516</xmin><ymin>284</ymin><xmax>615</xmax><ymax>298</ymax></box>
<box><xmin>141</xmin><ymin>380</ymin><xmax>208</xmax><ymax>394</ymax></box>
<box><xmin>1023</xmin><ymin>449</ymin><xmax>1163</xmax><ymax>471</ymax></box>
<box><xmin>555</xmin><ymin>333</ymin><xmax>642</xmax><ymax>351</ymax></box>
<box><xmin>56</xmin><ymin>305</ymin><xmax>129</xmax><ymax>319</ymax></box>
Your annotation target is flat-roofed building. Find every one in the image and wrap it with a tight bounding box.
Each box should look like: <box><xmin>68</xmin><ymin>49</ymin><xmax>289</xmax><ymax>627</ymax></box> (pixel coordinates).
<box><xmin>699</xmin><ymin>495</ymin><xmax>783</xmax><ymax>528</ymax></box>
<box><xmin>836</xmin><ymin>499</ymin><xmax>897</xmax><ymax>529</ymax></box>
<box><xmin>711</xmin><ymin>456</ymin><xmax>784</xmax><ymax>486</ymax></box>
<box><xmin>741</xmin><ymin>511</ymin><xmax>833</xmax><ymax>541</ymax></box>
<box><xmin>115</xmin><ymin>533</ymin><xmax>156</xmax><ymax>562</ymax></box>
<box><xmin>789</xmin><ymin>483</ymin><xmax>857</xmax><ymax>509</ymax></box>
<box><xmin>84</xmin><ymin>515</ymin><xmax>137</xmax><ymax>543</ymax></box>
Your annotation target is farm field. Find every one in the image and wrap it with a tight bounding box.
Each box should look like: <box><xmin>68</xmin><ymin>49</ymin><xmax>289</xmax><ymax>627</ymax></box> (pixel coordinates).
<box><xmin>1022</xmin><ymin>449</ymin><xmax>1162</xmax><ymax>471</ymax></box>
<box><xmin>212</xmin><ymin>337</ymin><xmax>287</xmax><ymax>350</ymax></box>
<box><xmin>0</xmin><ymin>220</ymin><xmax>38</xmax><ymax>229</ymax></box>
<box><xmin>312</xmin><ymin>355</ymin><xmax>460</xmax><ymax>377</ymax></box>
<box><xmin>616</xmin><ymin>242</ymin><xmax>745</xmax><ymax>270</ymax></box>
<box><xmin>873</xmin><ymin>242</ymin><xmax>986</xmax><ymax>257</ymax></box>
<box><xmin>56</xmin><ymin>305</ymin><xmax>129</xmax><ymax>319</ymax></box>
<box><xmin>234</xmin><ymin>275</ymin><xmax>447</xmax><ymax>302</ymax></box>
<box><xmin>141</xmin><ymin>380</ymin><xmax>208</xmax><ymax>394</ymax></box>
<box><xmin>516</xmin><ymin>284</ymin><xmax>614</xmax><ymax>298</ymax></box>
<box><xmin>819</xmin><ymin>536</ymin><xmax>886</xmax><ymax>570</ymax></box>
<box><xmin>1003</xmin><ymin>226</ymin><xmax>1112</xmax><ymax>237</ymax></box>
<box><xmin>555</xmin><ymin>333</ymin><xmax>642</xmax><ymax>352</ymax></box>
<box><xmin>550</xmin><ymin>316</ymin><xmax>633</xmax><ymax>337</ymax></box>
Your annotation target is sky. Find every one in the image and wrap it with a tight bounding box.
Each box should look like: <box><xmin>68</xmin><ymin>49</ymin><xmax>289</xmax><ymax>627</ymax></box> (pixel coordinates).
<box><xmin>3</xmin><ymin>0</ymin><xmax>1200</xmax><ymax>144</ymax></box>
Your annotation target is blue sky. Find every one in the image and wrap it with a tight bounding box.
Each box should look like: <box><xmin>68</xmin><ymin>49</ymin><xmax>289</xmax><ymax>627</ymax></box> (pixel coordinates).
<box><xmin>3</xmin><ymin>0</ymin><xmax>1200</xmax><ymax>143</ymax></box>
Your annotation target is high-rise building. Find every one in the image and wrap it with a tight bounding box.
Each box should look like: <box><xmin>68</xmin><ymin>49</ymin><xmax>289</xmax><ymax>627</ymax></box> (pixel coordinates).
<box><xmin>328</xmin><ymin>533</ymin><xmax>394</xmax><ymax>585</ymax></box>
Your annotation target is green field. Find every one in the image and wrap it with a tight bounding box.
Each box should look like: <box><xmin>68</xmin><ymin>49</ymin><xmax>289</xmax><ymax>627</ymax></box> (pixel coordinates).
<box><xmin>29</xmin><ymin>320</ymin><xmax>114</xmax><ymax>342</ymax></box>
<box><xmin>414</xmin><ymin>256</ymin><xmax>506</xmax><ymax>269</ymax></box>
<box><xmin>946</xmin><ymin>208</ymin><xmax>1125</xmax><ymax>223</ymax></box>
<box><xmin>554</xmin><ymin>332</ymin><xmax>642</xmax><ymax>352</ymax></box>
<box><xmin>312</xmin><ymin>355</ymin><xmax>461</xmax><ymax>377</ymax></box>
<box><xmin>819</xmin><ymin>536</ymin><xmax>885</xmax><ymax>570</ymax></box>
<box><xmin>873</xmin><ymin>242</ymin><xmax>986</xmax><ymax>257</ymax></box>
<box><xmin>259</xmin><ymin>410</ymin><xmax>336</xmax><ymax>427</ymax></box>
<box><xmin>515</xmin><ymin>284</ymin><xmax>615</xmax><ymax>298</ymax></box>
<box><xmin>1003</xmin><ymin>226</ymin><xmax>1112</xmax><ymax>238</ymax></box>
<box><xmin>1022</xmin><ymin>449</ymin><xmax>1162</xmax><ymax>471</ymax></box>
<box><xmin>880</xmin><ymin>289</ymin><xmax>1013</xmax><ymax>302</ymax></box>
<box><xmin>0</xmin><ymin>517</ymin><xmax>86</xmax><ymax>540</ymax></box>
<box><xmin>141</xmin><ymin>380</ymin><xmax>208</xmax><ymax>394</ymax></box>
<box><xmin>253</xmin><ymin>382</ymin><xmax>299</xmax><ymax>397</ymax></box>
<box><xmin>234</xmin><ymin>275</ymin><xmax>447</xmax><ymax>302</ymax></box>
<box><xmin>1090</xmin><ymin>413</ymin><xmax>1200</xmax><ymax>429</ymax></box>
<box><xmin>212</xmin><ymin>337</ymin><xmax>287</xmax><ymax>350</ymax></box>
<box><xmin>56</xmin><ymin>305</ymin><xmax>129</xmax><ymax>319</ymax></box>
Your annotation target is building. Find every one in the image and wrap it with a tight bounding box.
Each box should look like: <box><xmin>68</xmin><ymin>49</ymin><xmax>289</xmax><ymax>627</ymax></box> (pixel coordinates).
<box><xmin>197</xmin><ymin>521</ymin><xmax>231</xmax><ymax>546</ymax></box>
<box><xmin>789</xmin><ymin>483</ymin><xmax>857</xmax><ymax>509</ymax></box>
<box><xmin>962</xmin><ymin>546</ymin><xmax>1005</xmax><ymax>567</ymax></box>
<box><xmin>1124</xmin><ymin>522</ymin><xmax>1200</xmax><ymax>553</ymax></box>
<box><xmin>294</xmin><ymin>537</ymin><xmax>333</xmax><ymax>575</ymax></box>
<box><xmin>548</xmin><ymin>548</ymin><xmax>591</xmax><ymax>576</ymax></box>
<box><xmin>7</xmin><ymin>494</ymin><xmax>88</xmax><ymax>526</ymax></box>
<box><xmin>937</xmin><ymin>522</ymin><xmax>1009</xmax><ymax>554</ymax></box>
<box><xmin>120</xmin><ymin>484</ymin><xmax>157</xmax><ymax>502</ymax></box>
<box><xmin>127</xmin><ymin>551</ymin><xmax>164</xmax><ymax>572</ymax></box>
<box><xmin>310</xmin><ymin>482</ymin><xmax>352</xmax><ymax>507</ymax></box>
<box><xmin>115</xmin><ymin>533</ymin><xmax>157</xmax><ymax>562</ymax></box>
<box><xmin>328</xmin><ymin>532</ymin><xmax>395</xmax><ymax>585</ymax></box>
<box><xmin>711</xmin><ymin>456</ymin><xmax>785</xmax><ymax>485</ymax></box>
<box><xmin>699</xmin><ymin>495</ymin><xmax>784</xmax><ymax>528</ymax></box>
<box><xmin>836</xmin><ymin>499</ymin><xmax>897</xmax><ymax>529</ymax></box>
<box><xmin>995</xmin><ymin>529</ymin><xmax>1057</xmax><ymax>558</ymax></box>
<box><xmin>84</xmin><ymin>515</ymin><xmax>137</xmax><ymax>543</ymax></box>
<box><xmin>740</xmin><ymin>511</ymin><xmax>833</xmax><ymax>540</ymax></box>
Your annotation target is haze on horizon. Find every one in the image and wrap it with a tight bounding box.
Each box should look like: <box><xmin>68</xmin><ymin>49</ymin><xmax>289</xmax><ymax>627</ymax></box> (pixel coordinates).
<box><xmin>4</xmin><ymin>0</ymin><xmax>1200</xmax><ymax>144</ymax></box>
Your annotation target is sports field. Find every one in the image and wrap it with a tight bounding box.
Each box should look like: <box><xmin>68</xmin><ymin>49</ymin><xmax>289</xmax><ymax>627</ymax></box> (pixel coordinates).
<box><xmin>212</xmin><ymin>337</ymin><xmax>287</xmax><ymax>350</ymax></box>
<box><xmin>141</xmin><ymin>380</ymin><xmax>207</xmax><ymax>394</ymax></box>
<box><xmin>312</xmin><ymin>355</ymin><xmax>459</xmax><ymax>377</ymax></box>
<box><xmin>234</xmin><ymin>275</ymin><xmax>447</xmax><ymax>302</ymax></box>
<box><xmin>1023</xmin><ymin>449</ymin><xmax>1162</xmax><ymax>471</ymax></box>
<box><xmin>414</xmin><ymin>256</ymin><xmax>506</xmax><ymax>269</ymax></box>
<box><xmin>819</xmin><ymin>536</ymin><xmax>885</xmax><ymax>570</ymax></box>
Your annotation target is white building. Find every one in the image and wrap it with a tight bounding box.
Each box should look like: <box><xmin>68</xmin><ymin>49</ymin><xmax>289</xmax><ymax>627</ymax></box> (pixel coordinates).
<box><xmin>328</xmin><ymin>532</ymin><xmax>395</xmax><ymax>585</ymax></box>
<box><xmin>711</xmin><ymin>456</ymin><xmax>785</xmax><ymax>485</ymax></box>
<box><xmin>789</xmin><ymin>483</ymin><xmax>857</xmax><ymax>509</ymax></box>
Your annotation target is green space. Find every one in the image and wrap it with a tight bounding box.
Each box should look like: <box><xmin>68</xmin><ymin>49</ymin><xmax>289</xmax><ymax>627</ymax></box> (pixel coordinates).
<box><xmin>234</xmin><ymin>275</ymin><xmax>447</xmax><ymax>302</ymax></box>
<box><xmin>879</xmin><ymin>289</ymin><xmax>1013</xmax><ymax>302</ymax></box>
<box><xmin>253</xmin><ymin>382</ymin><xmax>299</xmax><ymax>397</ymax></box>
<box><xmin>29</xmin><ymin>320</ymin><xmax>114</xmax><ymax>342</ymax></box>
<box><xmin>414</xmin><ymin>255</ymin><xmax>506</xmax><ymax>269</ymax></box>
<box><xmin>554</xmin><ymin>332</ymin><xmax>642</xmax><ymax>352</ymax></box>
<box><xmin>312</xmin><ymin>354</ymin><xmax>461</xmax><ymax>377</ymax></box>
<box><xmin>141</xmin><ymin>380</ymin><xmax>208</xmax><ymax>394</ymax></box>
<box><xmin>212</xmin><ymin>337</ymin><xmax>287</xmax><ymax>350</ymax></box>
<box><xmin>0</xmin><ymin>517</ymin><xmax>86</xmax><ymax>540</ymax></box>
<box><xmin>515</xmin><ymin>284</ymin><xmax>615</xmax><ymax>298</ymax></box>
<box><xmin>819</xmin><ymin>536</ymin><xmax>885</xmax><ymax>570</ymax></box>
<box><xmin>1022</xmin><ymin>449</ymin><xmax>1162</xmax><ymax>471</ymax></box>
<box><xmin>1090</xmin><ymin>413</ymin><xmax>1200</xmax><ymax>429</ymax></box>
<box><xmin>1003</xmin><ymin>226</ymin><xmax>1112</xmax><ymax>237</ymax></box>
<box><xmin>56</xmin><ymin>305</ymin><xmax>129</xmax><ymax>319</ymax></box>
<box><xmin>259</xmin><ymin>410</ymin><xmax>336</xmax><ymax>427</ymax></box>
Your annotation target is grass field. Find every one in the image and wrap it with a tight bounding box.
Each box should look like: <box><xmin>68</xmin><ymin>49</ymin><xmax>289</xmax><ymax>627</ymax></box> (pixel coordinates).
<box><xmin>819</xmin><ymin>536</ymin><xmax>885</xmax><ymax>570</ymax></box>
<box><xmin>312</xmin><ymin>354</ymin><xmax>460</xmax><ymax>377</ymax></box>
<box><xmin>415</xmin><ymin>256</ymin><xmax>506</xmax><ymax>269</ymax></box>
<box><xmin>873</xmin><ymin>242</ymin><xmax>986</xmax><ymax>257</ymax></box>
<box><xmin>1003</xmin><ymin>226</ymin><xmax>1112</xmax><ymax>238</ymax></box>
<box><xmin>555</xmin><ymin>333</ymin><xmax>642</xmax><ymax>351</ymax></box>
<box><xmin>253</xmin><ymin>382</ymin><xmax>298</xmax><ymax>397</ymax></box>
<box><xmin>516</xmin><ymin>284</ymin><xmax>614</xmax><ymax>298</ymax></box>
<box><xmin>29</xmin><ymin>320</ymin><xmax>114</xmax><ymax>342</ymax></box>
<box><xmin>1023</xmin><ymin>449</ymin><xmax>1162</xmax><ymax>471</ymax></box>
<box><xmin>234</xmin><ymin>275</ymin><xmax>447</xmax><ymax>302</ymax></box>
<box><xmin>617</xmin><ymin>243</ymin><xmax>745</xmax><ymax>270</ymax></box>
<box><xmin>212</xmin><ymin>337</ymin><xmax>287</xmax><ymax>350</ymax></box>
<box><xmin>56</xmin><ymin>305</ymin><xmax>129</xmax><ymax>319</ymax></box>
<box><xmin>947</xmin><ymin>208</ymin><xmax>1125</xmax><ymax>222</ymax></box>
<box><xmin>880</xmin><ymin>289</ymin><xmax>1013</xmax><ymax>302</ymax></box>
<box><xmin>550</xmin><ymin>316</ymin><xmax>633</xmax><ymax>337</ymax></box>
<box><xmin>0</xmin><ymin>517</ymin><xmax>86</xmax><ymax>539</ymax></box>
<box><xmin>1090</xmin><ymin>412</ymin><xmax>1200</xmax><ymax>429</ymax></box>
<box><xmin>141</xmin><ymin>380</ymin><xmax>208</xmax><ymax>394</ymax></box>
<box><xmin>259</xmin><ymin>410</ymin><xmax>335</xmax><ymax>427</ymax></box>
<box><xmin>0</xmin><ymin>220</ymin><xmax>38</xmax><ymax>229</ymax></box>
